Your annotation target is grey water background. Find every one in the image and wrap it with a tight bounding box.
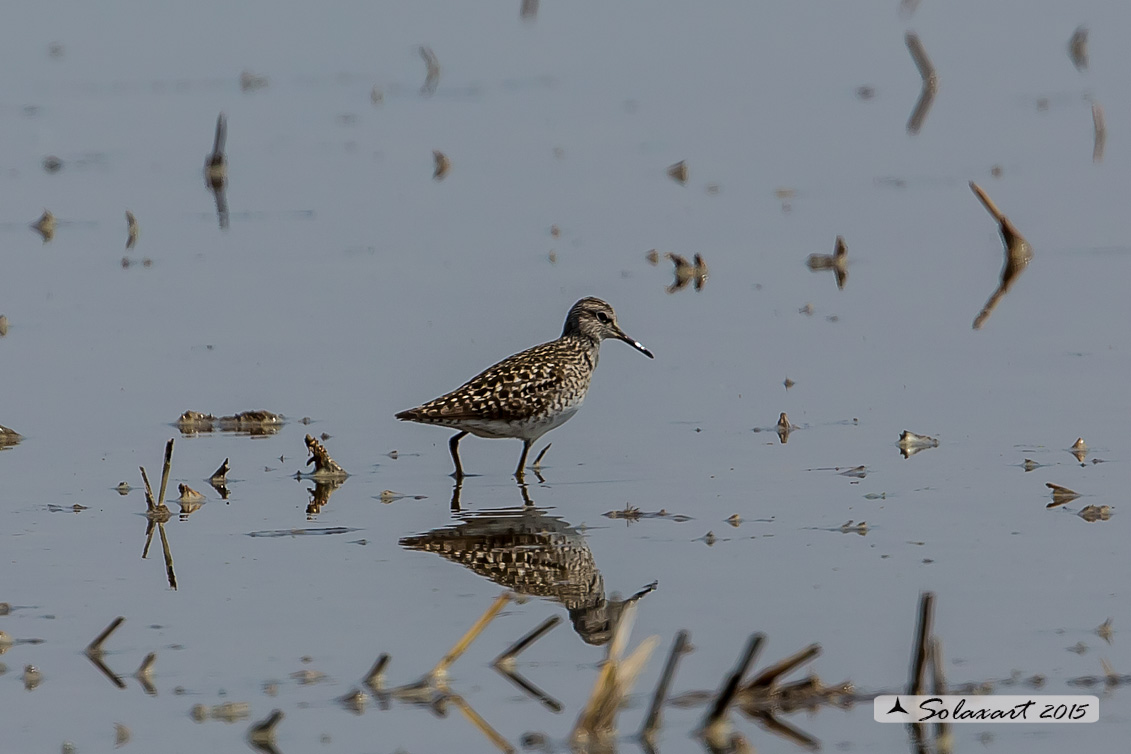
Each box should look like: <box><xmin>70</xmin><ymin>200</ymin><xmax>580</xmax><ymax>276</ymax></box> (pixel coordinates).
<box><xmin>3</xmin><ymin>0</ymin><xmax>1131</xmax><ymax>751</ymax></box>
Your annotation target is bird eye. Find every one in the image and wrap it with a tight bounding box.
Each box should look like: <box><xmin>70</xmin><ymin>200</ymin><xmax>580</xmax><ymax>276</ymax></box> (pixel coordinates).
<box><xmin>596</xmin><ymin>311</ymin><xmax>611</xmax><ymax>324</ymax></box>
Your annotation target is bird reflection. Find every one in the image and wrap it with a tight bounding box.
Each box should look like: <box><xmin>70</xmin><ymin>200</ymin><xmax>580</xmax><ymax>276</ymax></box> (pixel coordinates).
<box><xmin>204</xmin><ymin>113</ymin><xmax>229</xmax><ymax>230</ymax></box>
<box><xmin>970</xmin><ymin>182</ymin><xmax>1032</xmax><ymax>330</ymax></box>
<box><xmin>401</xmin><ymin>498</ymin><xmax>654</xmax><ymax>645</ymax></box>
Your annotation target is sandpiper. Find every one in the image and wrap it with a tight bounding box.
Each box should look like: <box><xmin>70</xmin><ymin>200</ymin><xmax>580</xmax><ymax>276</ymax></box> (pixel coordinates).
<box><xmin>396</xmin><ymin>297</ymin><xmax>653</xmax><ymax>479</ymax></box>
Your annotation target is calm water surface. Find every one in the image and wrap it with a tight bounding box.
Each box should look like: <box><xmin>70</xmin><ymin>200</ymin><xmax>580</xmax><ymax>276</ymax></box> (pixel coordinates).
<box><xmin>2</xmin><ymin>2</ymin><xmax>1130</xmax><ymax>752</ymax></box>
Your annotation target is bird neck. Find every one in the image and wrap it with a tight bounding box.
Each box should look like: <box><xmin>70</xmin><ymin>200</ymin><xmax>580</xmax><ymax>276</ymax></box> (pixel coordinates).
<box><xmin>561</xmin><ymin>332</ymin><xmax>601</xmax><ymax>368</ymax></box>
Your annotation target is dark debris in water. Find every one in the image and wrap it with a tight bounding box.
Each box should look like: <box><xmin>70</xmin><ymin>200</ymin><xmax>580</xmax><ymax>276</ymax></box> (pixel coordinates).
<box><xmin>603</xmin><ymin>506</ymin><xmax>692</xmax><ymax>522</ymax></box>
<box><xmin>246</xmin><ymin>527</ymin><xmax>360</xmax><ymax>538</ymax></box>
<box><xmin>175</xmin><ymin>410</ymin><xmax>284</xmax><ymax>436</ymax></box>
<box><xmin>300</xmin><ymin>434</ymin><xmax>348</xmax><ymax>480</ymax></box>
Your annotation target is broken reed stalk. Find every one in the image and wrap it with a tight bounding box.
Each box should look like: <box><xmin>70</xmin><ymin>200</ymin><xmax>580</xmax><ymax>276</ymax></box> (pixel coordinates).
<box><xmin>493</xmin><ymin>615</ymin><xmax>560</xmax><ymax>668</ymax></box>
<box><xmin>573</xmin><ymin>614</ymin><xmax>659</xmax><ymax>744</ymax></box>
<box><xmin>744</xmin><ymin>642</ymin><xmax>820</xmax><ymax>691</ymax></box>
<box><xmin>1092</xmin><ymin>101</ymin><xmax>1106</xmax><ymax>164</ymax></box>
<box><xmin>135</xmin><ymin>651</ymin><xmax>158</xmax><ymax>695</ymax></box>
<box><xmin>86</xmin><ymin>616</ymin><xmax>126</xmax><ymax>655</ymax></box>
<box><xmin>448</xmin><ymin>693</ymin><xmax>516</xmax><ymax>754</ymax></box>
<box><xmin>157</xmin><ymin>522</ymin><xmax>178</xmax><ymax>590</ymax></box>
<box><xmin>247</xmin><ymin>709</ymin><xmax>284</xmax><ymax>744</ymax></box>
<box><xmin>157</xmin><ymin>438</ymin><xmax>174</xmax><ymax>508</ymax></box>
<box><xmin>364</xmin><ymin>653</ymin><xmax>390</xmax><ymax>691</ymax></box>
<box><xmin>970</xmin><ymin>181</ymin><xmax>1009</xmax><ymax>225</ymax></box>
<box><xmin>703</xmin><ymin>633</ymin><xmax>765</xmax><ymax>732</ymax></box>
<box><xmin>640</xmin><ymin>629</ymin><xmax>690</xmax><ymax>741</ymax></box>
<box><xmin>140</xmin><ymin>467</ymin><xmax>156</xmax><ymax>511</ymax></box>
<box><xmin>135</xmin><ymin>651</ymin><xmax>157</xmax><ymax>679</ymax></box>
<box><xmin>905</xmin><ymin>32</ymin><xmax>937</xmax><ymax>87</ymax></box>
<box><xmin>909</xmin><ymin>591</ymin><xmax>935</xmax><ymax>695</ymax></box>
<box><xmin>210</xmin><ymin>457</ymin><xmax>230</xmax><ymax>483</ymax></box>
<box><xmin>432</xmin><ymin>592</ymin><xmax>511</xmax><ymax>680</ymax></box>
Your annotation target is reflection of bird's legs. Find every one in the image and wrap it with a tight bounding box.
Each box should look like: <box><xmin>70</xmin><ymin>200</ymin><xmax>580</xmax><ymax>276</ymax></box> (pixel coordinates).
<box><xmin>450</xmin><ymin>477</ymin><xmax>464</xmax><ymax>513</ymax></box>
<box><xmin>514</xmin><ymin>439</ymin><xmax>532</xmax><ymax>480</ymax></box>
<box><xmin>449</xmin><ymin>431</ymin><xmax>468</xmax><ymax>479</ymax></box>
<box><xmin>517</xmin><ymin>479</ymin><xmax>534</xmax><ymax>507</ymax></box>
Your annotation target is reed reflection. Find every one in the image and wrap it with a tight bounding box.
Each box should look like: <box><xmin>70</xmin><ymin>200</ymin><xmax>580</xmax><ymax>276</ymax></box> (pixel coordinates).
<box><xmin>204</xmin><ymin>113</ymin><xmax>229</xmax><ymax>230</ymax></box>
<box><xmin>969</xmin><ymin>182</ymin><xmax>1032</xmax><ymax>330</ymax></box>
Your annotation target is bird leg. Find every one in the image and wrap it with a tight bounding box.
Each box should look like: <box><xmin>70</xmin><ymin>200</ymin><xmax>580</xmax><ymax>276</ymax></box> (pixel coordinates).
<box><xmin>532</xmin><ymin>443</ymin><xmax>552</xmax><ymax>470</ymax></box>
<box><xmin>449</xmin><ymin>431</ymin><xmax>469</xmax><ymax>479</ymax></box>
<box><xmin>514</xmin><ymin>439</ymin><xmax>533</xmax><ymax>480</ymax></box>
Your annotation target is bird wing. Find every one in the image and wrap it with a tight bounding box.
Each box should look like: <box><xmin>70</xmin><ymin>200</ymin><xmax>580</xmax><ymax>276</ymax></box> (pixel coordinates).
<box><xmin>400</xmin><ymin>341</ymin><xmax>574</xmax><ymax>423</ymax></box>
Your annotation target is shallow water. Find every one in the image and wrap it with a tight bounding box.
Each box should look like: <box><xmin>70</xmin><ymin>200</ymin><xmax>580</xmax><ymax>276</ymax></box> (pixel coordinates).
<box><xmin>3</xmin><ymin>2</ymin><xmax>1131</xmax><ymax>752</ymax></box>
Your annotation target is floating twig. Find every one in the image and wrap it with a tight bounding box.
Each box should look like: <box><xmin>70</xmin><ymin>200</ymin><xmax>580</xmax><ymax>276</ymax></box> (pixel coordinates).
<box><xmin>970</xmin><ymin>182</ymin><xmax>1033</xmax><ymax>330</ymax></box>
<box><xmin>125</xmin><ymin>210</ymin><xmax>139</xmax><ymax>249</ymax></box>
<box><xmin>210</xmin><ymin>458</ymin><xmax>230</xmax><ymax>484</ymax></box>
<box><xmin>1046</xmin><ymin>482</ymin><xmax>1081</xmax><ymax>508</ymax></box>
<box><xmin>135</xmin><ymin>652</ymin><xmax>157</xmax><ymax>695</ymax></box>
<box><xmin>899</xmin><ymin>430</ymin><xmax>938</xmax><ymax>458</ymax></box>
<box><xmin>85</xmin><ymin>617</ymin><xmax>127</xmax><ymax>689</ymax></box>
<box><xmin>364</xmin><ymin>653</ymin><xmax>391</xmax><ymax>694</ymax></box>
<box><xmin>1070</xmin><ymin>437</ymin><xmax>1088</xmax><ymax>463</ymax></box>
<box><xmin>86</xmin><ymin>616</ymin><xmax>125</xmax><ymax>655</ymax></box>
<box><xmin>492</xmin><ymin>616</ymin><xmax>564</xmax><ymax>712</ymax></box>
<box><xmin>247</xmin><ymin>709</ymin><xmax>284</xmax><ymax>745</ymax></box>
<box><xmin>667</xmin><ymin>160</ymin><xmax>689</xmax><ymax>185</ymax></box>
<box><xmin>776</xmin><ymin>413</ymin><xmax>794</xmax><ymax>443</ymax></box>
<box><xmin>30</xmin><ymin>210</ymin><xmax>55</xmax><ymax>242</ymax></box>
<box><xmin>204</xmin><ymin>113</ymin><xmax>229</xmax><ymax>230</ymax></box>
<box><xmin>905</xmin><ymin>32</ymin><xmax>937</xmax><ymax>85</ymax></box>
<box><xmin>805</xmin><ymin>236</ymin><xmax>848</xmax><ymax>289</ymax></box>
<box><xmin>905</xmin><ymin>32</ymin><xmax>938</xmax><ymax>134</ymax></box>
<box><xmin>1092</xmin><ymin>101</ymin><xmax>1106</xmax><ymax>164</ymax></box>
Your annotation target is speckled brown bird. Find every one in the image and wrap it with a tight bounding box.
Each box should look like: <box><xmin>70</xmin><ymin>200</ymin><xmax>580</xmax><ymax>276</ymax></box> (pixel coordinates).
<box><xmin>396</xmin><ymin>297</ymin><xmax>653</xmax><ymax>479</ymax></box>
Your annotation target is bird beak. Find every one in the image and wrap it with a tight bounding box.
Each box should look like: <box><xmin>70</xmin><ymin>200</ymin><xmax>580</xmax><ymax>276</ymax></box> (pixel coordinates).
<box><xmin>616</xmin><ymin>329</ymin><xmax>654</xmax><ymax>359</ymax></box>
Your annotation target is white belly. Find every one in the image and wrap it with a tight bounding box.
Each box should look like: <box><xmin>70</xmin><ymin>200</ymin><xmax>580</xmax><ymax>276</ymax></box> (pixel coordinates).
<box><xmin>462</xmin><ymin>404</ymin><xmax>582</xmax><ymax>441</ymax></box>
